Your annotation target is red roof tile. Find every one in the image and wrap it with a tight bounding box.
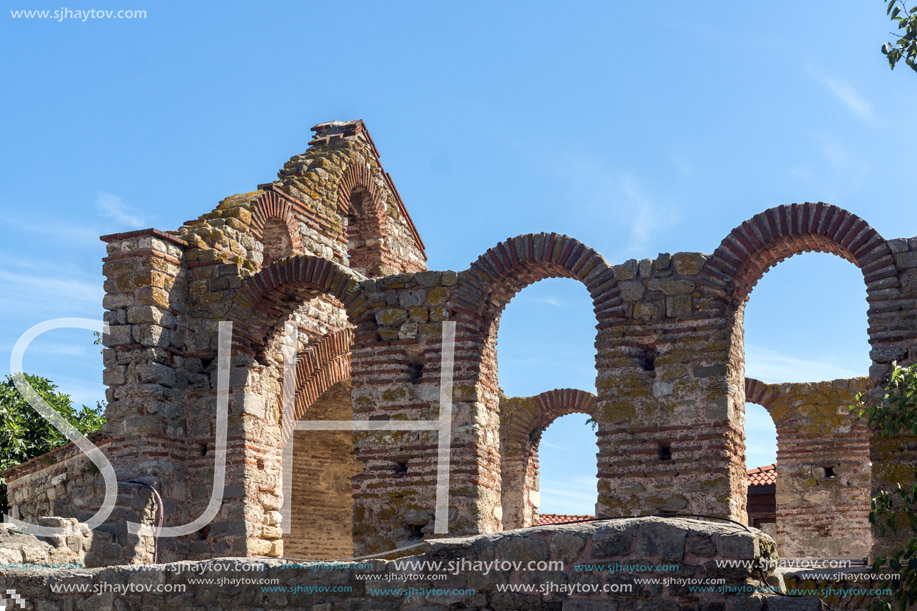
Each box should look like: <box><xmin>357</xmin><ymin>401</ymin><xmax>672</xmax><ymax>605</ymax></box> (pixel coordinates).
<box><xmin>536</xmin><ymin>468</ymin><xmax>774</xmax><ymax>525</ymax></box>
<box><xmin>536</xmin><ymin>514</ymin><xmax>594</xmax><ymax>526</ymax></box>
<box><xmin>747</xmin><ymin>464</ymin><xmax>777</xmax><ymax>486</ymax></box>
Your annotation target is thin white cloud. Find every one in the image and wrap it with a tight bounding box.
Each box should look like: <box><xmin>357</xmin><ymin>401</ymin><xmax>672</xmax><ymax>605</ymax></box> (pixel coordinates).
<box><xmin>672</xmin><ymin>155</ymin><xmax>694</xmax><ymax>179</ymax></box>
<box><xmin>815</xmin><ymin>133</ymin><xmax>852</xmax><ymax>167</ymax></box>
<box><xmin>525</xmin><ymin>295</ymin><xmax>562</xmax><ymax>307</ymax></box>
<box><xmin>613</xmin><ymin>172</ymin><xmax>681</xmax><ymax>256</ymax></box>
<box><xmin>0</xmin><ymin>214</ymin><xmax>101</xmax><ymax>244</ymax></box>
<box><xmin>540</xmin><ymin>475</ymin><xmax>599</xmax><ymax>515</ymax></box>
<box><xmin>96</xmin><ymin>192</ymin><xmax>146</xmax><ymax>227</ymax></box>
<box><xmin>809</xmin><ymin>69</ymin><xmax>878</xmax><ymax>124</ymax></box>
<box><xmin>542</xmin><ymin>152</ymin><xmax>680</xmax><ymax>259</ymax></box>
<box><xmin>0</xmin><ymin>269</ymin><xmax>103</xmax><ymax>311</ymax></box>
<box><xmin>745</xmin><ymin>344</ymin><xmax>865</xmax><ymax>384</ymax></box>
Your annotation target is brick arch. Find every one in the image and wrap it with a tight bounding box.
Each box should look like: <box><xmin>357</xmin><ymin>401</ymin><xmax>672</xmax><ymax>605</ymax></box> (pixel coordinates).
<box><xmin>744</xmin><ymin>377</ymin><xmax>792</xmax><ymax>427</ymax></box>
<box><xmin>502</xmin><ymin>389</ymin><xmax>597</xmax><ymax>450</ymax></box>
<box><xmin>500</xmin><ymin>389</ymin><xmax>598</xmax><ymax>529</ymax></box>
<box><xmin>337</xmin><ymin>162</ymin><xmax>385</xmax><ymax>221</ymax></box>
<box><xmin>455</xmin><ymin>234</ymin><xmax>622</xmax><ymax>341</ymax></box>
<box><xmin>278</xmin><ymin>328</ymin><xmax>353</xmax><ymax>447</ymax></box>
<box><xmin>250</xmin><ymin>190</ymin><xmax>304</xmax><ymax>265</ymax></box>
<box><xmin>336</xmin><ymin>162</ymin><xmax>389</xmax><ymax>274</ymax></box>
<box><xmin>703</xmin><ymin>203</ymin><xmax>896</xmax><ymax>305</ymax></box>
<box><xmin>226</xmin><ymin>255</ymin><xmax>368</xmax><ymax>355</ymax></box>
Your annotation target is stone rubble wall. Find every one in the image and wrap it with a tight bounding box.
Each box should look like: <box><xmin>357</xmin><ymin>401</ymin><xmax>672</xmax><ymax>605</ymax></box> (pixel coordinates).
<box><xmin>0</xmin><ymin>518</ymin><xmax>820</xmax><ymax>610</ymax></box>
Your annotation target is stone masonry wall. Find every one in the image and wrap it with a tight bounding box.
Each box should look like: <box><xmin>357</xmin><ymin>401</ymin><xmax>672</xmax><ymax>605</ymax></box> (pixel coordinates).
<box><xmin>745</xmin><ymin>378</ymin><xmax>871</xmax><ymax>559</ymax></box>
<box><xmin>868</xmin><ymin>236</ymin><xmax>917</xmax><ymax>559</ymax></box>
<box><xmin>5</xmin><ymin>118</ymin><xmax>917</xmax><ymax>569</ymax></box>
<box><xmin>4</xmin><ymin>435</ymin><xmax>158</xmax><ymax>567</ymax></box>
<box><xmin>0</xmin><ymin>518</ymin><xmax>820</xmax><ymax>610</ymax></box>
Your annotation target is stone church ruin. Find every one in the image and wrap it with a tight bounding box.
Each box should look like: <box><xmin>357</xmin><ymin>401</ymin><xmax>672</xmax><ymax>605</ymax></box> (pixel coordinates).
<box><xmin>4</xmin><ymin>119</ymin><xmax>917</xmax><ymax>571</ymax></box>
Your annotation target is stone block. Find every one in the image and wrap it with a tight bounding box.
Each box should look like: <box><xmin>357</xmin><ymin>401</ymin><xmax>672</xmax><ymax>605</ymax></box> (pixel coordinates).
<box><xmin>717</xmin><ymin>532</ymin><xmax>757</xmax><ymax>559</ymax></box>
<box><xmin>634</xmin><ymin>519</ymin><xmax>687</xmax><ymax>562</ymax></box>
<box><xmin>619</xmin><ymin>280</ymin><xmax>645</xmax><ymax>301</ymax></box>
<box><xmin>593</xmin><ymin>522</ymin><xmax>635</xmax><ymax>558</ymax></box>
<box><xmin>613</xmin><ymin>260</ymin><xmax>638</xmax><ymax>280</ymax></box>
<box><xmin>648</xmin><ymin>277</ymin><xmax>695</xmax><ymax>295</ymax></box>
<box><xmin>672</xmin><ymin>252</ymin><xmax>707</xmax><ymax>275</ymax></box>
<box><xmin>665</xmin><ymin>294</ymin><xmax>692</xmax><ymax>316</ymax></box>
<box><xmin>375</xmin><ymin>307</ymin><xmax>408</xmax><ymax>326</ymax></box>
<box><xmin>103</xmin><ymin>325</ymin><xmax>133</xmax><ymax>347</ymax></box>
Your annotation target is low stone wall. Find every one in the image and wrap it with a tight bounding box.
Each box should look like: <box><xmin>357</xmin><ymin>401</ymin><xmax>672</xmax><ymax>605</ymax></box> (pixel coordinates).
<box><xmin>4</xmin><ymin>437</ymin><xmax>159</xmax><ymax>567</ymax></box>
<box><xmin>0</xmin><ymin>521</ymin><xmax>86</xmax><ymax>568</ymax></box>
<box><xmin>0</xmin><ymin>517</ymin><xmax>821</xmax><ymax>610</ymax></box>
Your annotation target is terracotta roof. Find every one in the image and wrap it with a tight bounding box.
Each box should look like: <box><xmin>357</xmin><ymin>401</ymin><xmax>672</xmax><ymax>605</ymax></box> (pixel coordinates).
<box><xmin>536</xmin><ymin>514</ymin><xmax>594</xmax><ymax>526</ymax></box>
<box><xmin>747</xmin><ymin>464</ymin><xmax>777</xmax><ymax>486</ymax></box>
<box><xmin>536</xmin><ymin>467</ymin><xmax>775</xmax><ymax>525</ymax></box>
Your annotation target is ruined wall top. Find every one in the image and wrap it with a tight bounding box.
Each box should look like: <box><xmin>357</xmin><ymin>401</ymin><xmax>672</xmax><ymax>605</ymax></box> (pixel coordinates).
<box><xmin>163</xmin><ymin>119</ymin><xmax>426</xmax><ymax>279</ymax></box>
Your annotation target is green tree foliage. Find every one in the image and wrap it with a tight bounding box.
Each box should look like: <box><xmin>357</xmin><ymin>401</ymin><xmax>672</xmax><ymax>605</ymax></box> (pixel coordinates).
<box><xmin>882</xmin><ymin>0</ymin><xmax>917</xmax><ymax>73</ymax></box>
<box><xmin>0</xmin><ymin>374</ymin><xmax>106</xmax><ymax>514</ymax></box>
<box><xmin>851</xmin><ymin>363</ymin><xmax>917</xmax><ymax>611</ymax></box>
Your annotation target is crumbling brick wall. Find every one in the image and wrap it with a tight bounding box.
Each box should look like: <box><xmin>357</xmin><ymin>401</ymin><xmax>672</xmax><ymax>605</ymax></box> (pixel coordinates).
<box><xmin>745</xmin><ymin>377</ymin><xmax>871</xmax><ymax>559</ymax></box>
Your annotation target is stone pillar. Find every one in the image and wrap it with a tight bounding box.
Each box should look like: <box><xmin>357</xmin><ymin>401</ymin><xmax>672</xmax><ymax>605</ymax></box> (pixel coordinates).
<box><xmin>869</xmin><ymin>237</ymin><xmax>917</xmax><ymax>560</ymax></box>
<box><xmin>351</xmin><ymin>271</ymin><xmax>498</xmax><ymax>554</ymax></box>
<box><xmin>595</xmin><ymin>253</ymin><xmax>747</xmax><ymax>521</ymax></box>
<box><xmin>99</xmin><ymin>229</ymin><xmax>189</xmax><ymax>561</ymax></box>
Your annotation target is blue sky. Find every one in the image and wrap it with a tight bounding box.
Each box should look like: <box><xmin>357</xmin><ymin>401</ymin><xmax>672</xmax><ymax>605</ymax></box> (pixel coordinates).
<box><xmin>2</xmin><ymin>2</ymin><xmax>915</xmax><ymax>517</ymax></box>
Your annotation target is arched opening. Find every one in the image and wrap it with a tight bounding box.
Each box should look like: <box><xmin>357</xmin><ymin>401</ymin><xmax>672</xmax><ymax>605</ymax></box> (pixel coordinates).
<box><xmin>500</xmin><ymin>389</ymin><xmax>598</xmax><ymax>529</ymax></box>
<box><xmin>495</xmin><ymin>277</ymin><xmax>599</xmax><ymax>529</ymax></box>
<box><xmin>222</xmin><ymin>255</ymin><xmax>363</xmax><ymax>558</ymax></box>
<box><xmin>742</xmin><ymin>255</ymin><xmax>871</xmax><ymax>559</ymax></box>
<box><xmin>537</xmin><ymin>413</ymin><xmax>599</xmax><ymax>520</ymax></box>
<box><xmin>709</xmin><ymin>204</ymin><xmax>887</xmax><ymax>559</ymax></box>
<box><xmin>344</xmin><ymin>186</ymin><xmax>386</xmax><ymax>277</ymax></box>
<box><xmin>744</xmin><ymin>402</ymin><xmax>777</xmax><ymax>541</ymax></box>
<box><xmin>261</xmin><ymin>217</ymin><xmax>295</xmax><ymax>267</ymax></box>
<box><xmin>286</xmin><ymin>380</ymin><xmax>361</xmax><ymax>559</ymax></box>
<box><xmin>497</xmin><ymin>278</ymin><xmax>598</xmax><ymax>528</ymax></box>
<box><xmin>460</xmin><ymin>234</ymin><xmax>616</xmax><ymax>532</ymax></box>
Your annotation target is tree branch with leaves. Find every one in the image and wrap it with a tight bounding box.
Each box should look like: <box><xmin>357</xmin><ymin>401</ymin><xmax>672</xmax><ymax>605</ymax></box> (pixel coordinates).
<box><xmin>883</xmin><ymin>0</ymin><xmax>917</xmax><ymax>73</ymax></box>
<box><xmin>851</xmin><ymin>363</ymin><xmax>917</xmax><ymax>611</ymax></box>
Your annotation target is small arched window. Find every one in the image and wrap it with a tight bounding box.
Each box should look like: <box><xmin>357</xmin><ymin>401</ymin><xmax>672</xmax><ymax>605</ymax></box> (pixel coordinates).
<box><xmin>344</xmin><ymin>187</ymin><xmax>387</xmax><ymax>277</ymax></box>
<box><xmin>262</xmin><ymin>217</ymin><xmax>294</xmax><ymax>266</ymax></box>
